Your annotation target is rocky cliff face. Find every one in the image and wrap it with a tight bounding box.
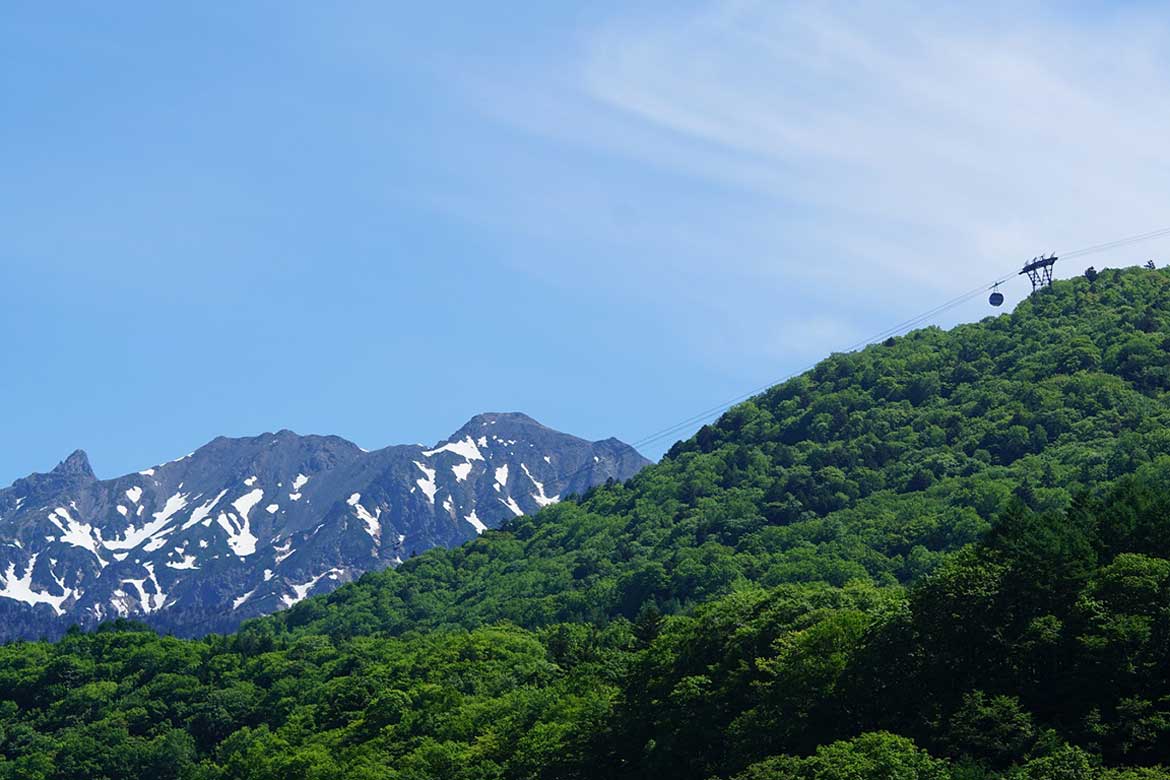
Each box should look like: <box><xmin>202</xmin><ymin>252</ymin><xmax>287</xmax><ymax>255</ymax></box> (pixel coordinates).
<box><xmin>0</xmin><ymin>413</ymin><xmax>649</xmax><ymax>640</ymax></box>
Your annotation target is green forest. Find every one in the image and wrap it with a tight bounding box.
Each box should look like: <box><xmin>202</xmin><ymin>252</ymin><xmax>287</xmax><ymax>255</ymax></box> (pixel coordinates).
<box><xmin>4</xmin><ymin>266</ymin><xmax>1170</xmax><ymax>779</ymax></box>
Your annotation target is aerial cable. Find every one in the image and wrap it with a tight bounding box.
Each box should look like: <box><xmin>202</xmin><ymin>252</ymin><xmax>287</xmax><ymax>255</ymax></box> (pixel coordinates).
<box><xmin>626</xmin><ymin>277</ymin><xmax>1005</xmax><ymax>451</ymax></box>
<box><xmin>626</xmin><ymin>281</ymin><xmax>1002</xmax><ymax>449</ymax></box>
<box><xmin>623</xmin><ymin>224</ymin><xmax>1170</xmax><ymax>454</ymax></box>
<box><xmin>533</xmin><ymin>226</ymin><xmax>1170</xmax><ymax>494</ymax></box>
<box><xmin>1061</xmin><ymin>225</ymin><xmax>1170</xmax><ymax>260</ymax></box>
<box><xmin>549</xmin><ymin>225</ymin><xmax>1170</xmax><ymax>485</ymax></box>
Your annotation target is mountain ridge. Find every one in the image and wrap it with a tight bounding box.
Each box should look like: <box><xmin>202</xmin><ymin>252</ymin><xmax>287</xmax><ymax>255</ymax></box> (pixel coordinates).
<box><xmin>0</xmin><ymin>412</ymin><xmax>650</xmax><ymax>640</ymax></box>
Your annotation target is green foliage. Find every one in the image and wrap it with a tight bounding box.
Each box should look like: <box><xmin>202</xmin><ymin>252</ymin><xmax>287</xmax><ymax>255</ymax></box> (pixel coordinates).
<box><xmin>732</xmin><ymin>732</ymin><xmax>950</xmax><ymax>780</ymax></box>
<box><xmin>3</xmin><ymin>268</ymin><xmax>1170</xmax><ymax>778</ymax></box>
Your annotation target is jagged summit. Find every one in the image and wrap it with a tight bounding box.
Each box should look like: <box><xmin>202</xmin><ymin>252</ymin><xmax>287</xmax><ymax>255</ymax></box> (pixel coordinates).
<box><xmin>452</xmin><ymin>411</ymin><xmax>552</xmax><ymax>437</ymax></box>
<box><xmin>52</xmin><ymin>449</ymin><xmax>95</xmax><ymax>478</ymax></box>
<box><xmin>463</xmin><ymin>411</ymin><xmax>541</xmax><ymax>425</ymax></box>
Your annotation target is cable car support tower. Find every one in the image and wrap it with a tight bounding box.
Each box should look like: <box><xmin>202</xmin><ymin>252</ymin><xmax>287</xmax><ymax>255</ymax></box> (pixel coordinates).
<box><xmin>1020</xmin><ymin>254</ymin><xmax>1057</xmax><ymax>293</ymax></box>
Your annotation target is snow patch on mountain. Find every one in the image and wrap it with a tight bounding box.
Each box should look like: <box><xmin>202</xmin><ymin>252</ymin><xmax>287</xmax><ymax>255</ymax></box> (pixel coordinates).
<box><xmin>232</xmin><ymin>587</ymin><xmax>256</xmax><ymax>610</ymax></box>
<box><xmin>521</xmin><ymin>463</ymin><xmax>559</xmax><ymax>507</ymax></box>
<box><xmin>414</xmin><ymin>462</ymin><xmax>437</xmax><ymax>504</ymax></box>
<box><xmin>0</xmin><ymin>555</ymin><xmax>71</xmax><ymax>615</ymax></box>
<box><xmin>104</xmin><ymin>492</ymin><xmax>189</xmax><ymax>551</ymax></box>
<box><xmin>423</xmin><ymin>436</ymin><xmax>484</xmax><ymax>461</ymax></box>
<box><xmin>217</xmin><ymin>488</ymin><xmax>262</xmax><ymax>557</ymax></box>
<box><xmin>282</xmin><ymin>568</ymin><xmax>343</xmax><ymax>607</ymax></box>
<box><xmin>183</xmin><ymin>490</ymin><xmax>226</xmax><ymax>531</ymax></box>
<box><xmin>465</xmin><ymin>510</ymin><xmax>487</xmax><ymax>534</ymax></box>
<box><xmin>273</xmin><ymin>538</ymin><xmax>294</xmax><ymax>565</ymax></box>
<box><xmin>122</xmin><ymin>562</ymin><xmax>166</xmax><ymax>613</ymax></box>
<box><xmin>49</xmin><ymin>507</ymin><xmax>106</xmax><ymax>565</ymax></box>
<box><xmin>166</xmin><ymin>553</ymin><xmax>199</xmax><ymax>570</ymax></box>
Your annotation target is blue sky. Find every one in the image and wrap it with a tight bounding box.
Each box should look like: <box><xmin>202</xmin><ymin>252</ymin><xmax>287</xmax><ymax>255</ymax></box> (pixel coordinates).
<box><xmin>4</xmin><ymin>1</ymin><xmax>1170</xmax><ymax>485</ymax></box>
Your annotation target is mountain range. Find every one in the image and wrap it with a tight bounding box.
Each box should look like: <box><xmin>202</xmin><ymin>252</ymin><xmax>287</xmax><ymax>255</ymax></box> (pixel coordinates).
<box><xmin>4</xmin><ymin>268</ymin><xmax>1170</xmax><ymax>778</ymax></box>
<box><xmin>0</xmin><ymin>412</ymin><xmax>649</xmax><ymax>640</ymax></box>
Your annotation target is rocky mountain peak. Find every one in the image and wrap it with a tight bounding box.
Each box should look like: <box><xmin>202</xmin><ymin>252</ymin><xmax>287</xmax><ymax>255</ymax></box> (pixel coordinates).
<box><xmin>53</xmin><ymin>449</ymin><xmax>95</xmax><ymax>479</ymax></box>
<box><xmin>456</xmin><ymin>411</ymin><xmax>545</xmax><ymax>433</ymax></box>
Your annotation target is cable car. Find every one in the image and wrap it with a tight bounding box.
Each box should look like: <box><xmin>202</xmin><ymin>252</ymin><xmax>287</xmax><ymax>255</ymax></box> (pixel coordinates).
<box><xmin>989</xmin><ymin>284</ymin><xmax>1004</xmax><ymax>307</ymax></box>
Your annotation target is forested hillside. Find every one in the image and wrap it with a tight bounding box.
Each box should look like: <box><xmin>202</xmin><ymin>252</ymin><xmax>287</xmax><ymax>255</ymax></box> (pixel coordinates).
<box><xmin>3</xmin><ymin>266</ymin><xmax>1170</xmax><ymax>779</ymax></box>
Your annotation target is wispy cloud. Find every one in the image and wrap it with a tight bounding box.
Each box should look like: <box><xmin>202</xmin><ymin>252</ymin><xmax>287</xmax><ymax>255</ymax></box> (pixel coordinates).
<box><xmin>577</xmin><ymin>1</ymin><xmax>1170</xmax><ymax>283</ymax></box>
<box><xmin>432</xmin><ymin>1</ymin><xmax>1170</xmax><ymax>369</ymax></box>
